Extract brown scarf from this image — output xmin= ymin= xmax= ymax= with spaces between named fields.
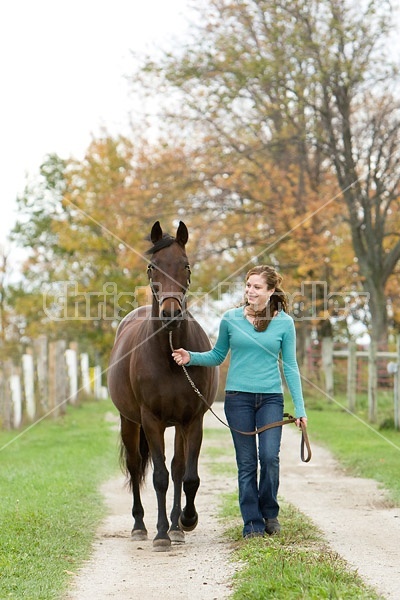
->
xmin=244 ymin=305 xmax=270 ymax=332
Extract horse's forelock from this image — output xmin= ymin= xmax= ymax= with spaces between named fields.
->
xmin=145 ymin=234 xmax=176 ymax=256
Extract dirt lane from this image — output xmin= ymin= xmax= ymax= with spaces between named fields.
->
xmin=65 ymin=409 xmax=237 ymax=600
xmin=65 ymin=404 xmax=400 ymax=600
xmin=280 ymin=426 xmax=400 ymax=600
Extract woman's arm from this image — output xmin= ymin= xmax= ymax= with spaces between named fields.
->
xmin=281 ymin=318 xmax=307 ymax=420
xmin=172 ymin=315 xmax=230 ymax=367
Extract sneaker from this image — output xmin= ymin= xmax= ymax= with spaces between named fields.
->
xmin=265 ymin=518 xmax=281 ymax=535
xmin=244 ymin=531 xmax=264 ymax=539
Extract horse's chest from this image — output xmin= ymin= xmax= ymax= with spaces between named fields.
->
xmin=132 ymin=357 xmax=181 ymax=395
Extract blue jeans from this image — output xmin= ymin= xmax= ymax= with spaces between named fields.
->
xmin=224 ymin=391 xmax=284 ymax=537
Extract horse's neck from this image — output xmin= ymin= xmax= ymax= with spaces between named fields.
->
xmin=145 ymin=313 xmax=190 ymax=344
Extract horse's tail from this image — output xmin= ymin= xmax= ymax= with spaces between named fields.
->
xmin=119 ymin=424 xmax=151 ymax=490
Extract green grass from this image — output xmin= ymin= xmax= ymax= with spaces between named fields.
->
xmin=202 ymin=394 xmax=399 ymax=600
xmin=219 ymin=498 xmax=382 ymax=599
xmin=1 ymin=390 xmax=398 ymax=599
xmin=305 ymin=391 xmax=400 ymax=504
xmin=0 ymin=399 xmax=120 ymax=599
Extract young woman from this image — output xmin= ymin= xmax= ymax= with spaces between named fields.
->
xmin=172 ymin=265 xmax=307 ymax=539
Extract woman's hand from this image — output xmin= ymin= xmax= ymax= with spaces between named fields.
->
xmin=172 ymin=348 xmax=190 ymax=366
xmin=296 ymin=416 xmax=308 ymax=428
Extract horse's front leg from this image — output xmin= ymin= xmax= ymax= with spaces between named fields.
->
xmin=168 ymin=427 xmax=185 ymax=543
xmin=179 ymin=417 xmax=204 ymax=532
xmin=142 ymin=414 xmax=171 ymax=551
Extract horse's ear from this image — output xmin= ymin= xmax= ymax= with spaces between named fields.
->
xmin=176 ymin=221 xmax=188 ymax=247
xmin=150 ymin=221 xmax=163 ymax=244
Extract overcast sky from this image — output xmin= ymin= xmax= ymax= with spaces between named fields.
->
xmin=0 ymin=0 xmax=191 ymax=246
xmin=1 ymin=1 xmax=399 ymax=251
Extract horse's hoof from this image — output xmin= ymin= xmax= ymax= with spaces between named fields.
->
xmin=179 ymin=512 xmax=198 ymax=532
xmin=131 ymin=529 xmax=148 ymax=541
xmin=153 ymin=537 xmax=171 ymax=552
xmin=169 ymin=529 xmax=185 ymax=543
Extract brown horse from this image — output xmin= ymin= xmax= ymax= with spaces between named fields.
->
xmin=107 ymin=221 xmax=218 ymax=551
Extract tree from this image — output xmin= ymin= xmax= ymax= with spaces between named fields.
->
xmin=282 ymin=0 xmax=400 ymax=347
xmin=131 ymin=0 xmax=400 ymax=348
xmin=11 ymin=138 xmax=147 ymax=365
xmin=0 ymin=247 xmax=17 ymax=358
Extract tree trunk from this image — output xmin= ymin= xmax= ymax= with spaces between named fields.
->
xmin=362 ymin=278 xmax=387 ymax=422
xmin=364 ymin=280 xmax=388 ymax=347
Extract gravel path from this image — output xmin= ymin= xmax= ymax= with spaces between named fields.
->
xmin=280 ymin=425 xmax=400 ymax=599
xmin=65 ymin=404 xmax=400 ymax=600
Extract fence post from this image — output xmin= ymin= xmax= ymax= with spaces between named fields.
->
xmin=1 ymin=360 xmax=13 ymax=429
xmin=394 ymin=336 xmax=400 ymax=430
xmin=321 ymin=337 xmax=333 ymax=398
xmin=65 ymin=347 xmax=79 ymax=405
xmin=10 ymin=372 xmax=22 ymax=429
xmin=22 ymin=352 xmax=36 ymax=421
xmin=347 ymin=341 xmax=357 ymax=412
xmin=34 ymin=335 xmax=48 ymax=414
xmin=368 ymin=339 xmax=377 ymax=422
xmin=0 ymin=366 xmax=5 ymax=428
xmin=80 ymin=353 xmax=91 ymax=396
xmin=48 ymin=340 xmax=67 ymax=418
xmin=0 ymin=367 xmax=4 ymax=427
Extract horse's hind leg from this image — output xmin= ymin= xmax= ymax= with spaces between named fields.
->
xmin=169 ymin=427 xmax=185 ymax=543
xmin=120 ymin=416 xmax=148 ymax=540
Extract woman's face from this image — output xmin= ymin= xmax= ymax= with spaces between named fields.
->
xmin=245 ymin=274 xmax=274 ymax=310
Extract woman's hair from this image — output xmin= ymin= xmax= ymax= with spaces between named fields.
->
xmin=243 ymin=265 xmax=288 ymax=332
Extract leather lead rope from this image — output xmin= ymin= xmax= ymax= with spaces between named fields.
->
xmin=169 ymin=332 xmax=312 ymax=463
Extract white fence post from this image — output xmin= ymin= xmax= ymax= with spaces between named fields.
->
xmin=22 ymin=353 xmax=36 ymax=421
xmin=80 ymin=353 xmax=91 ymax=395
xmin=10 ymin=374 xmax=22 ymax=429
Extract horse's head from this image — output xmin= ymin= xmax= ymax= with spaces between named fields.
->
xmin=146 ymin=221 xmax=191 ymax=331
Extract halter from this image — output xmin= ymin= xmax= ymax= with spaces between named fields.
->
xmin=147 ymin=263 xmax=191 ymax=310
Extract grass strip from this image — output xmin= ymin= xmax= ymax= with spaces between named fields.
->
xmin=0 ymin=399 xmax=120 ymax=599
xmin=203 ymin=423 xmax=386 ymax=600
xmin=306 ymin=402 xmax=400 ymax=505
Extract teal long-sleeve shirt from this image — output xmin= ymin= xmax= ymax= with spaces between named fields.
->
xmin=187 ymin=307 xmax=306 ymax=418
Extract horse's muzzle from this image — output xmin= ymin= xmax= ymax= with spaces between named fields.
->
xmin=159 ymin=297 xmax=184 ymax=330
xmin=161 ymin=309 xmax=183 ymax=330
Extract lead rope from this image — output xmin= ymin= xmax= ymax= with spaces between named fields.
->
xmin=168 ymin=331 xmax=312 ymax=462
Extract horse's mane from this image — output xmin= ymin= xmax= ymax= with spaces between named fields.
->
xmin=145 ymin=234 xmax=176 ymax=256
